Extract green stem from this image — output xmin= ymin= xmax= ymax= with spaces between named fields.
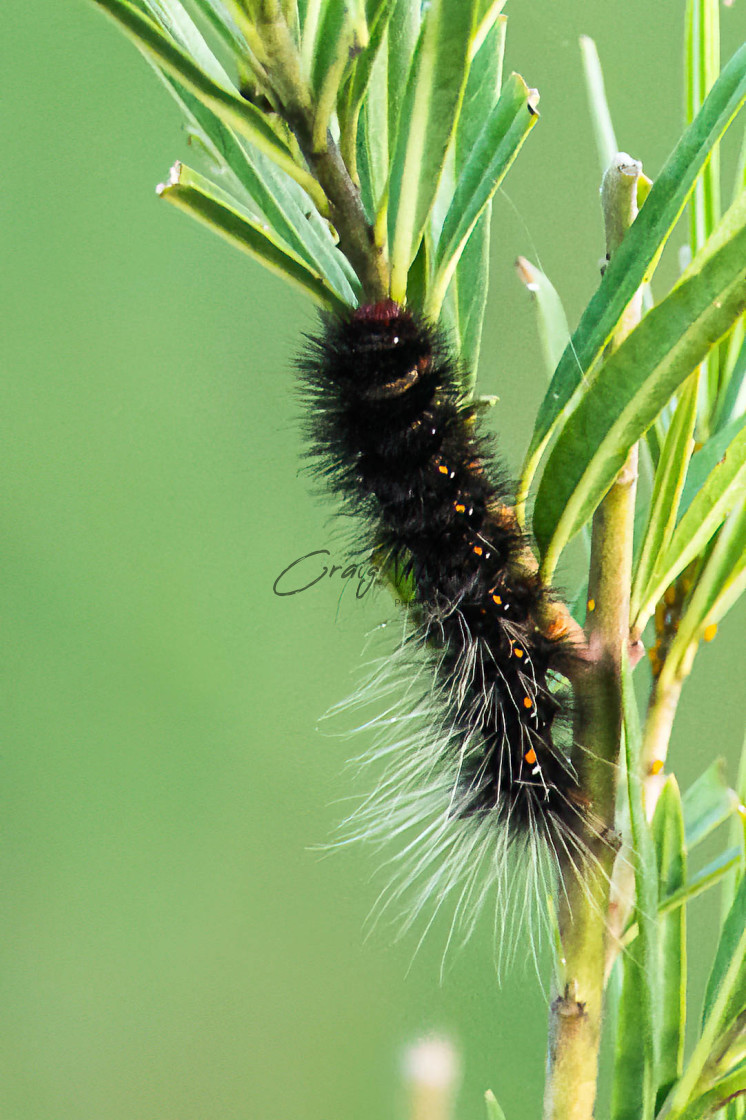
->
xmin=250 ymin=0 xmax=389 ymax=301
xmin=543 ymin=155 xmax=644 ymax=1120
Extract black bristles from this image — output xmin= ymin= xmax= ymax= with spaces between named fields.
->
xmin=298 ymin=300 xmax=582 ymax=845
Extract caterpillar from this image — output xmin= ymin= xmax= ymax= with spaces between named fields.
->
xmin=299 ymin=300 xmax=593 ymax=954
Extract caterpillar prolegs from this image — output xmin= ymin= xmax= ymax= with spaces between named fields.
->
xmin=299 ymin=300 xmax=594 ymax=952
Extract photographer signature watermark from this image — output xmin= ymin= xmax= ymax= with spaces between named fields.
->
xmin=273 ymin=549 xmax=378 ymax=600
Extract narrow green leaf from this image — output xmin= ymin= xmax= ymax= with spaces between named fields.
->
xmin=157 ymin=162 xmax=347 ymax=310
xmin=357 ymin=19 xmax=391 ymax=219
xmin=660 ymin=848 xmax=742 ymax=918
xmin=579 ymin=35 xmax=618 ymax=176
xmin=735 ymin=119 xmax=746 ymax=191
xmin=386 ymin=0 xmax=420 ymax=162
xmin=456 ymin=13 xmax=505 ymax=168
xmin=703 ymin=874 xmax=746 ymax=1037
xmin=309 ymin=1 xmax=360 ymax=148
xmin=714 ymin=330 xmax=746 ymax=432
xmin=722 ymin=729 xmax=746 ymax=922
xmin=534 ymin=220 xmax=746 ymax=576
xmin=404 ymin=231 xmax=430 ymax=315
xmin=440 ymin=14 xmax=505 ymax=383
xmin=387 ymin=0 xmax=480 ymax=300
xmin=519 ymin=43 xmax=746 ymax=511
xmin=683 ymin=761 xmax=737 ymax=850
xmin=188 ymin=0 xmax=248 ymax=56
xmin=676 ymin=1061 xmax=746 ymax=1120
xmin=630 ymin=374 xmax=698 ymax=630
xmin=157 ymin=73 xmax=360 ymax=302
xmin=681 ymin=186 xmax=746 ymax=285
xmin=282 ymin=0 xmax=300 ymax=44
xmin=642 ymin=425 xmax=746 ymax=631
xmin=485 ymin=1089 xmax=508 ymax=1120
xmin=622 ymin=848 xmax=742 ymax=949
xmin=661 ymin=496 xmax=746 ymax=684
xmin=515 ymin=257 xmax=571 ymax=381
xmin=428 ymin=74 xmax=538 ymax=317
xmin=452 ymin=210 xmax=491 ymax=392
xmin=612 ymin=660 xmax=660 ymax=1120
xmin=309 ymin=1 xmax=355 ymax=96
xmin=471 ymin=1 xmax=505 ymax=58
xmin=688 ymin=0 xmax=723 ymax=435
xmin=135 ymin=0 xmax=235 ymax=81
xmin=659 ymin=877 xmax=746 ymax=1118
xmin=652 ymin=777 xmax=687 ymax=1107
xmin=338 ymin=0 xmax=396 ymax=178
xmin=681 ymin=414 xmax=746 ymax=517
xmin=92 ymin=0 xmax=328 ymax=212
xmin=686 ymin=0 xmax=722 ymax=251
xmin=299 ymin=0 xmax=322 ymax=69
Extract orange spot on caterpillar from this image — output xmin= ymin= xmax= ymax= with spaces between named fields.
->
xmin=492 ymin=593 xmax=502 ymax=605
xmin=545 ymin=616 xmax=571 ymax=641
xmin=455 ymin=503 xmax=466 ymax=513
xmin=513 ymin=647 xmax=524 ymax=658
xmin=524 ymin=747 xmax=537 ymax=765
xmin=650 ymin=759 xmax=664 ymax=776
xmin=438 ymin=464 xmax=449 ymax=476
xmin=473 ymin=545 xmax=484 ymax=557
xmin=587 ymin=598 xmax=596 ymax=613
xmin=523 ymin=696 xmax=533 ymax=709
xmin=703 ymin=623 xmax=718 ymax=642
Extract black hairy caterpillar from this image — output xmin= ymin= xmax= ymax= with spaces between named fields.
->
xmin=299 ymin=300 xmax=593 ymax=951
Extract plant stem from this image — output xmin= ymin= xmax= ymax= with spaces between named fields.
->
xmin=249 ymin=0 xmax=389 ymax=300
xmin=543 ymin=155 xmax=644 ymax=1120
xmin=641 ymin=675 xmax=684 ymax=814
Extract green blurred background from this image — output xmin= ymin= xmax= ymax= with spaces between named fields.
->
xmin=4 ymin=3 xmax=745 ymax=1118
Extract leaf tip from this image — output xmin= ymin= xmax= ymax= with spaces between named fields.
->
xmin=515 ymin=255 xmax=539 ymax=291
xmin=156 ymin=161 xmax=182 ymax=197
